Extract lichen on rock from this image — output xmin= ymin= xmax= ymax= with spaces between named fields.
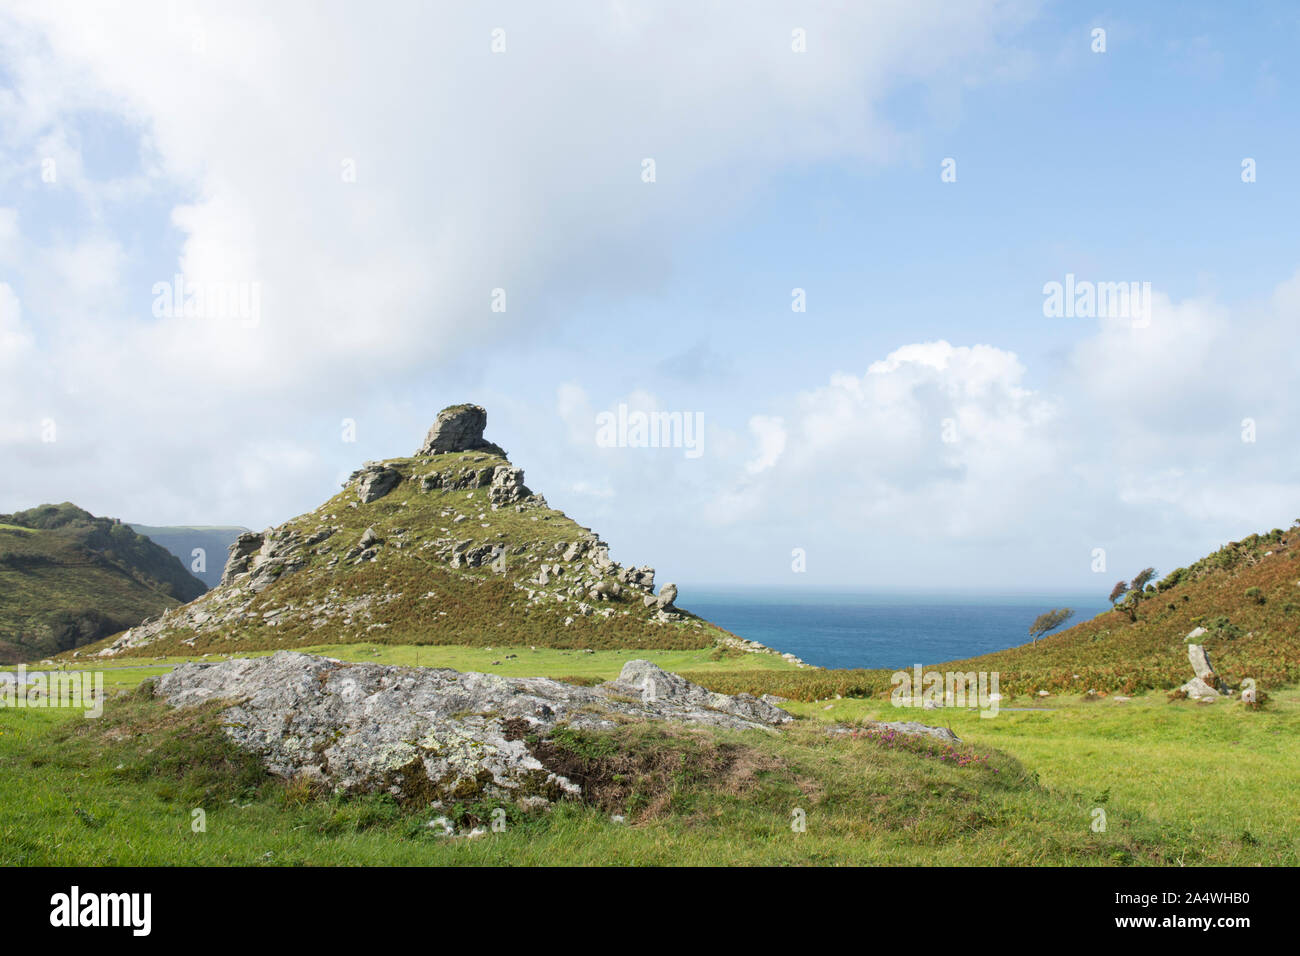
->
xmin=151 ymin=652 xmax=792 ymax=807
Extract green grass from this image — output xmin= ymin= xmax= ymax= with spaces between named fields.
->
xmin=2 ymin=653 xmax=1294 ymax=865
xmin=11 ymin=518 xmax=1300 ymax=864
xmin=1 ymin=507 xmax=207 ymax=663
xmin=782 ymin=686 xmax=1300 ymax=864
xmin=0 ymin=694 xmax=1190 ymax=866
xmin=21 ymin=641 xmax=800 ymax=694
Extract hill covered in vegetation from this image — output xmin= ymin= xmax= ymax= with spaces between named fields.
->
xmin=678 ymin=525 xmax=1300 ymax=702
xmin=0 ymin=503 xmax=208 ymax=663
xmin=85 ymin=406 xmax=779 ymax=662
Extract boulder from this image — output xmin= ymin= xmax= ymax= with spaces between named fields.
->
xmin=827 ymin=720 xmax=960 ymax=744
xmin=151 ymin=653 xmax=792 ymax=805
xmin=871 ymin=720 xmax=961 ymax=743
xmin=657 ymin=582 xmax=678 ymax=608
xmin=1187 ymin=643 xmax=1215 ymax=680
xmin=1180 ymin=676 xmax=1220 ymax=700
xmin=417 ymin=404 xmax=507 ymax=457
xmin=352 ymin=464 xmax=401 ymax=504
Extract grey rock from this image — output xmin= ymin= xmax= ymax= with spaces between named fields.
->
xmin=489 ymin=465 xmax=530 ymax=506
xmin=152 ymin=654 xmax=791 ymax=805
xmin=589 ymin=579 xmax=621 ymax=601
xmin=1180 ymin=676 xmax=1220 ymax=700
xmin=1187 ymin=643 xmax=1215 ymax=680
xmin=657 ymin=582 xmax=678 ymax=608
xmin=417 ymin=404 xmax=506 ymax=457
xmin=875 ymin=720 xmax=961 ymax=743
xmin=221 ymin=531 xmax=265 ymax=586
xmin=830 ymin=720 xmax=961 ymax=744
xmin=352 ymin=464 xmax=402 ymax=504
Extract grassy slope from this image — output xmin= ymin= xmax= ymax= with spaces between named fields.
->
xmin=0 ymin=506 xmax=209 ymax=663
xmin=3 ymin=653 xmax=1294 ymax=865
xmin=675 ymin=527 xmax=1300 ymax=702
xmin=0 ymin=689 xmax=1186 ymax=866
xmin=7 ymin=510 xmax=1295 ymax=864
xmin=787 ymin=689 xmax=1300 ymax=865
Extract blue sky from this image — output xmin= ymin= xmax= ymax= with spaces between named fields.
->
xmin=2 ymin=1 xmax=1298 ymax=595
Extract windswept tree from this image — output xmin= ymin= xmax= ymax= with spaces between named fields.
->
xmin=1029 ymin=608 xmax=1075 ymax=645
xmin=1130 ymin=567 xmax=1158 ymax=593
xmin=1108 ymin=580 xmax=1129 ymax=606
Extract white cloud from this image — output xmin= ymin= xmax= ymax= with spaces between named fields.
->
xmin=6 ymin=3 xmax=1294 ymax=591
xmin=745 ymin=415 xmax=786 ymax=473
xmin=0 ymin=0 xmax=1035 ymax=527
xmin=0 ymin=282 xmax=32 ymax=361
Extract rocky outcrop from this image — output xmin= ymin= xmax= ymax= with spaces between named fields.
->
xmin=151 ymin=653 xmax=791 ymax=805
xmin=87 ymin=404 xmax=796 ymax=665
xmin=220 ymin=531 xmax=265 ymax=586
xmin=488 ymin=465 xmax=530 ymax=506
xmin=350 ymin=464 xmax=401 ymax=504
xmin=828 ymin=720 xmax=961 ymax=744
xmin=417 ymin=404 xmax=506 ymax=457
xmin=1179 ymin=630 xmax=1226 ymax=700
xmin=1187 ymin=641 xmax=1215 ymax=680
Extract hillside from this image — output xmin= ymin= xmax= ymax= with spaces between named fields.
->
xmin=86 ymin=405 xmax=779 ymax=662
xmin=677 ymin=525 xmax=1300 ymax=702
xmin=128 ymin=524 xmax=250 ymax=588
xmin=0 ymin=503 xmax=208 ymax=663
xmin=947 ymin=528 xmax=1300 ymax=695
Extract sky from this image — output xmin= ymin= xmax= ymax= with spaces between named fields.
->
xmin=1 ymin=1 xmax=1298 ymax=594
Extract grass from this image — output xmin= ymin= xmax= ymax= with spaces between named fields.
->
xmin=0 ymin=692 xmax=1191 ymax=866
xmin=18 ymin=641 xmax=799 ymax=695
xmin=8 ymin=514 xmax=1298 ymax=864
xmin=783 ymin=685 xmax=1300 ymax=864
xmin=2 ymin=651 xmax=1295 ymax=865
xmin=941 ymin=530 xmax=1300 ymax=697
xmin=0 ymin=506 xmax=206 ymax=663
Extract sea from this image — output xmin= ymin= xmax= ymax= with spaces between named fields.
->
xmin=686 ymin=589 xmax=1110 ymax=670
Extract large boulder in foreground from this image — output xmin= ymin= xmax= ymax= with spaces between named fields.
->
xmin=152 ymin=652 xmax=790 ymax=805
xmin=417 ymin=404 xmax=506 ymax=457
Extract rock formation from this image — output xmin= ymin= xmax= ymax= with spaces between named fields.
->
xmin=416 ymin=404 xmax=506 ymax=457
xmin=351 ymin=464 xmax=402 ymax=503
xmin=152 ymin=652 xmax=791 ymax=804
xmin=1179 ymin=628 xmax=1227 ymax=700
xmin=90 ymin=403 xmax=803 ymax=667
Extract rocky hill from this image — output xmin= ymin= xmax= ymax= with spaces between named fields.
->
xmin=0 ymin=503 xmax=208 ymax=663
xmin=89 ymin=405 xmax=786 ymax=662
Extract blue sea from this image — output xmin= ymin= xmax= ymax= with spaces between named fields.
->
xmin=687 ymin=589 xmax=1109 ymax=670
